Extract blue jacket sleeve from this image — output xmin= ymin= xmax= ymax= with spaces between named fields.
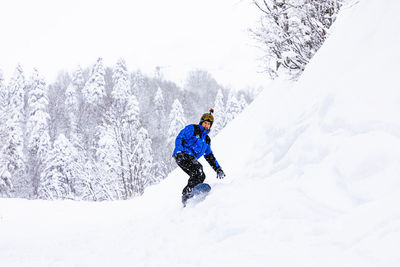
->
xmin=173 ymin=125 xmax=194 ymax=155
xmin=204 ymin=140 xmax=220 ymax=170
xmin=204 ymin=141 xmax=213 ymax=157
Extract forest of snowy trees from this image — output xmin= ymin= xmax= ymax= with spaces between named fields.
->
xmin=0 ymin=60 xmax=252 ymax=200
xmin=0 ymin=0 xmax=344 ymax=200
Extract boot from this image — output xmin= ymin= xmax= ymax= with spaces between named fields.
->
xmin=182 ymin=187 xmax=193 ymax=207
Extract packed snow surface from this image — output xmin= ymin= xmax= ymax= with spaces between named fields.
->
xmin=1 ymin=0 xmax=400 ymax=266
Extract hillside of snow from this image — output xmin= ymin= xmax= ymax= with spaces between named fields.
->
xmin=1 ymin=0 xmax=400 ymax=266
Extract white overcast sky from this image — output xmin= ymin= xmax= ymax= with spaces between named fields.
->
xmin=0 ymin=0 xmax=267 ymax=90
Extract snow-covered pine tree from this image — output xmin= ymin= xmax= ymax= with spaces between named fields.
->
xmin=81 ymin=58 xmax=106 ymax=154
xmin=130 ymin=70 xmax=146 ymax=100
xmin=107 ymin=59 xmax=137 ymax=199
xmin=0 ymin=166 xmax=12 ymax=197
xmin=224 ymin=90 xmax=241 ymax=126
xmin=123 ymin=95 xmax=158 ymax=196
xmin=0 ymin=70 xmax=13 ymax=197
xmin=153 ymin=87 xmax=165 ymax=138
xmin=3 ymin=65 xmax=27 ymax=197
xmin=117 ymin=94 xmax=142 ymax=198
xmin=82 ymin=58 xmax=106 ymax=107
xmin=167 ymin=99 xmax=186 ymax=145
xmin=0 ymin=69 xmax=7 ymax=145
xmin=72 ymin=65 xmax=85 ymax=93
xmin=0 ymin=68 xmax=6 ymax=109
xmin=210 ymin=89 xmax=226 ymax=137
xmin=26 ymin=69 xmax=51 ymax=197
xmin=38 ymin=134 xmax=80 ymax=199
xmin=166 ymin=99 xmax=187 ymax=169
xmin=97 ymin=59 xmax=156 ymax=199
xmin=111 ymin=58 xmax=130 ymax=104
xmin=65 ymin=82 xmax=79 ymax=139
xmin=95 ymin=58 xmax=134 ymax=199
xmin=68 ymin=66 xmax=85 ymax=144
xmin=150 ymin=87 xmax=168 ymax=175
xmin=96 ymin=124 xmax=123 ymax=200
xmin=130 ymin=127 xmax=154 ymax=196
xmin=63 ymin=68 xmax=90 ymax=200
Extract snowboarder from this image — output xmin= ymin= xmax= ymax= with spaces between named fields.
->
xmin=172 ymin=109 xmax=225 ymax=205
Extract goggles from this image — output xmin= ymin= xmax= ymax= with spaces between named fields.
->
xmin=201 ymin=114 xmax=214 ymax=122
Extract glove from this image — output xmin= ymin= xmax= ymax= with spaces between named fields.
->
xmin=216 ymin=167 xmax=225 ymax=179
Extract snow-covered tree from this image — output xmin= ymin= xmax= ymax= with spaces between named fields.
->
xmin=167 ymin=99 xmax=187 ymax=169
xmin=95 ymin=60 xmax=157 ymax=199
xmin=252 ymin=0 xmax=343 ymax=79
xmin=96 ymin=121 xmax=131 ymax=199
xmin=131 ymin=70 xmax=146 ymax=98
xmin=66 ymin=66 xmax=85 ymax=140
xmin=130 ymin=127 xmax=155 ymax=196
xmin=111 ymin=58 xmax=130 ymax=104
xmin=0 ymin=69 xmax=7 ymax=144
xmin=26 ymin=69 xmax=51 ymax=196
xmin=110 ymin=59 xmax=140 ymax=143
xmin=0 ymin=69 xmax=6 ymax=108
xmin=99 ymin=94 xmax=155 ymax=199
xmin=53 ymin=67 xmax=89 ymax=200
xmin=96 ymin=124 xmax=124 ymax=199
xmin=38 ymin=134 xmax=80 ymax=199
xmin=153 ymin=87 xmax=165 ymax=128
xmin=81 ymin=58 xmax=106 ymax=154
xmin=211 ymin=89 xmax=226 ymax=137
xmin=72 ymin=65 xmax=85 ymax=92
xmin=66 ymin=66 xmax=85 ymax=143
xmin=225 ymin=91 xmax=241 ymax=126
xmin=65 ymin=82 xmax=79 ymax=137
xmin=0 ymin=69 xmax=13 ymax=197
xmin=82 ymin=58 xmax=106 ymax=107
xmin=168 ymin=99 xmax=186 ymax=145
xmin=150 ymin=87 xmax=168 ymax=173
xmin=3 ymin=65 xmax=27 ymax=196
xmin=96 ymin=62 xmax=136 ymax=199
xmin=92 ymin=59 xmax=134 ymax=199
xmin=0 ymin=167 xmax=12 ymax=197
xmin=62 ymin=156 xmax=114 ymax=201
xmin=120 ymin=95 xmax=152 ymax=197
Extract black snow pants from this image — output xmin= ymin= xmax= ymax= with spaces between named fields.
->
xmin=174 ymin=153 xmax=205 ymax=195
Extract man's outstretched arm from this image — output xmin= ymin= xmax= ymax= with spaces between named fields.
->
xmin=204 ymin=145 xmax=225 ymax=179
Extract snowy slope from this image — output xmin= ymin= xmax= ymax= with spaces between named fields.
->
xmin=1 ymin=0 xmax=400 ymax=266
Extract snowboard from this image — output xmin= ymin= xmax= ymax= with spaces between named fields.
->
xmin=184 ymin=183 xmax=211 ymax=206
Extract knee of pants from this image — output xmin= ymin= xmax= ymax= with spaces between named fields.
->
xmin=193 ymin=167 xmax=205 ymax=183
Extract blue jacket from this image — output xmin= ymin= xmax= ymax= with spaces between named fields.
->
xmin=173 ymin=124 xmax=220 ymax=168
